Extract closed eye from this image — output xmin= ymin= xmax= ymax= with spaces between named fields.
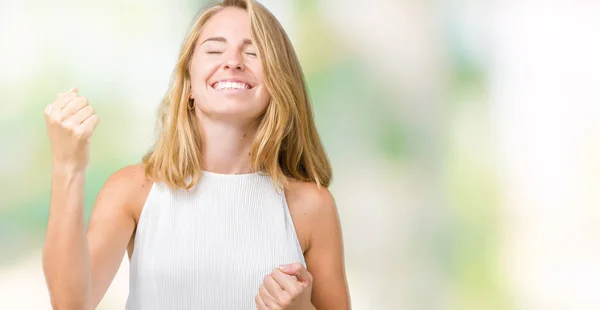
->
xmin=207 ymin=51 xmax=223 ymax=55
xmin=246 ymin=52 xmax=257 ymax=56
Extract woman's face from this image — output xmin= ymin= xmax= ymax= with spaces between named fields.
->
xmin=189 ymin=7 xmax=271 ymax=125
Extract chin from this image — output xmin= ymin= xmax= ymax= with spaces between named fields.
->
xmin=199 ymin=102 xmax=266 ymax=123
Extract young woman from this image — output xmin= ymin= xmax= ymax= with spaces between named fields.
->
xmin=42 ymin=0 xmax=350 ymax=309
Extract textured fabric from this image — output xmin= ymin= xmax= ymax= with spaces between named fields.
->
xmin=125 ymin=171 xmax=306 ymax=310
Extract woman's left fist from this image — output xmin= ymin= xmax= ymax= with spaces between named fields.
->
xmin=255 ymin=262 xmax=314 ymax=310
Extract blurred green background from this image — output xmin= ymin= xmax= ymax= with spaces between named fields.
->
xmin=1 ymin=0 xmax=600 ymax=309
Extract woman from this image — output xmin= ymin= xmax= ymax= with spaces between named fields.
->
xmin=42 ymin=0 xmax=350 ymax=309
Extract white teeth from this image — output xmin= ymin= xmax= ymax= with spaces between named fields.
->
xmin=214 ymin=81 xmax=250 ymax=90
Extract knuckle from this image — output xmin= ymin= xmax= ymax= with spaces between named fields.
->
xmin=49 ymin=109 xmax=61 ymax=121
xmin=60 ymin=119 xmax=73 ymax=129
xmin=263 ymin=274 xmax=270 ymax=283
xmin=70 ymin=127 xmax=81 ymax=138
xmin=73 ymin=127 xmax=86 ymax=139
xmin=81 ymin=106 xmax=93 ymax=116
xmin=90 ymin=115 xmax=99 ymax=127
xmin=50 ymin=115 xmax=61 ymax=124
xmin=288 ymin=287 xmax=299 ymax=296
xmin=59 ymin=111 xmax=70 ymax=121
xmin=77 ymin=96 xmax=86 ymax=105
xmin=276 ymin=293 xmax=290 ymax=304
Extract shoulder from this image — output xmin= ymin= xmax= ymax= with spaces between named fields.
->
xmin=105 ymin=164 xmax=152 ymax=185
xmin=101 ymin=164 xmax=152 ymax=197
xmin=96 ymin=164 xmax=153 ymax=219
xmin=284 ymin=180 xmax=339 ymax=251
xmin=285 ymin=180 xmax=336 ymax=215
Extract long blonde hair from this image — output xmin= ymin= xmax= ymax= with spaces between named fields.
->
xmin=142 ymin=0 xmax=331 ymax=190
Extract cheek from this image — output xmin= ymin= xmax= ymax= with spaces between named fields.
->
xmin=188 ymin=70 xmax=203 ymax=94
xmin=189 ymin=57 xmax=217 ymax=91
xmin=252 ymin=64 xmax=269 ymax=103
xmin=258 ymin=88 xmax=271 ymax=107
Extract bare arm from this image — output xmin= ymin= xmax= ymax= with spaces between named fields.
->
xmin=286 ymin=183 xmax=351 ymax=309
xmin=43 ymin=165 xmax=92 ymax=309
xmin=87 ymin=165 xmax=150 ymax=306
xmin=42 ymin=88 xmax=98 ymax=310
xmin=42 ymin=89 xmax=148 ymax=309
xmin=304 ymin=189 xmax=351 ymax=310
xmin=43 ymin=164 xmax=148 ymax=310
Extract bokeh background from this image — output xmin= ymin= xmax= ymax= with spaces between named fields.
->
xmin=1 ymin=0 xmax=599 ymax=309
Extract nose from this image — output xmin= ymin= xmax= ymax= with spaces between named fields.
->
xmin=223 ymin=51 xmax=245 ymax=71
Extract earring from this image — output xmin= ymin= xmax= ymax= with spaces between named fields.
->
xmin=188 ymin=98 xmax=195 ymax=110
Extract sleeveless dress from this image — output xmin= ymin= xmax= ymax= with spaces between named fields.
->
xmin=125 ymin=171 xmax=306 ymax=309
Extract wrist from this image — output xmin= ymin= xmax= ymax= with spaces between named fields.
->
xmin=52 ymin=157 xmax=87 ymax=174
xmin=52 ymin=163 xmax=87 ymax=183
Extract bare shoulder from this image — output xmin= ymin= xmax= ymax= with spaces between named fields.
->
xmin=94 ymin=164 xmax=153 ymax=220
xmin=284 ymin=180 xmax=338 ymax=253
xmin=103 ymin=164 xmax=152 ymax=189
xmin=285 ymin=180 xmax=336 ymax=214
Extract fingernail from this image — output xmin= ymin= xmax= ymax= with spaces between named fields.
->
xmin=279 ymin=264 xmax=291 ymax=270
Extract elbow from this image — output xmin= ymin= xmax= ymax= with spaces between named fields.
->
xmin=44 ymin=275 xmax=93 ymax=310
xmin=48 ymin=295 xmax=92 ymax=310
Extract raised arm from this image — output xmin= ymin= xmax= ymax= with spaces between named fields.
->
xmin=42 ymin=88 xmax=149 ymax=309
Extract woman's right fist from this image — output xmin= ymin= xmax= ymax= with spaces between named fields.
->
xmin=44 ymin=88 xmax=99 ymax=171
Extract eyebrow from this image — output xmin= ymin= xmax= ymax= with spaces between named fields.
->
xmin=200 ymin=37 xmax=253 ymax=45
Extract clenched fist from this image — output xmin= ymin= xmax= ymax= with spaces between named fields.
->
xmin=44 ymin=88 xmax=99 ymax=171
xmin=255 ymin=263 xmax=315 ymax=310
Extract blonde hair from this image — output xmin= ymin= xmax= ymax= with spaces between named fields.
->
xmin=142 ymin=0 xmax=332 ymax=190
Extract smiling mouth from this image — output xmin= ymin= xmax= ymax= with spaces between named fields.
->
xmin=211 ymin=81 xmax=253 ymax=90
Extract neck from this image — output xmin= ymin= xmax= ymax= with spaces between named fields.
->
xmin=199 ymin=117 xmax=259 ymax=175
